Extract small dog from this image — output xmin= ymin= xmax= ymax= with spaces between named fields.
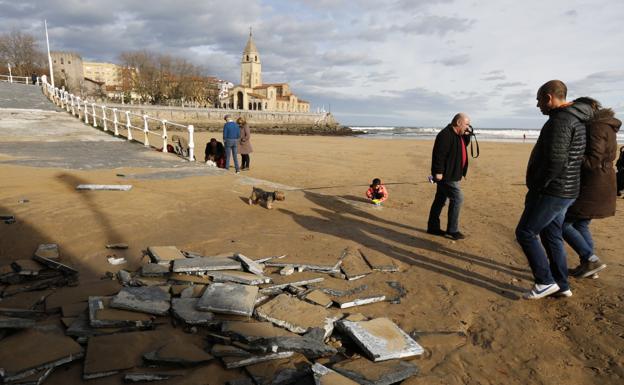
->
xmin=248 ymin=186 xmax=285 ymax=209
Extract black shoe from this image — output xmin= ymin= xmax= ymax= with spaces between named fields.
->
xmin=447 ymin=231 xmax=465 ymax=240
xmin=427 ymin=228 xmax=446 ymax=236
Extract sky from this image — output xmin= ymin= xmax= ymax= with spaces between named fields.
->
xmin=1 ymin=0 xmax=623 ymax=128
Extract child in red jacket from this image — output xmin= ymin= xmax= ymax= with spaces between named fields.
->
xmin=366 ymin=178 xmax=388 ymax=205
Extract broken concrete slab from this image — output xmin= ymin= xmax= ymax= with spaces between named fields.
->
xmin=279 ymin=265 xmax=294 ymax=276
xmin=197 ymin=283 xmax=258 ymax=317
xmin=65 ymin=314 xmax=125 ymax=339
xmin=253 ymin=254 xmax=287 ymax=264
xmin=33 ymin=244 xmax=59 ymax=260
xmin=88 ymin=296 xmax=153 ymax=328
xmin=141 ymin=263 xmax=170 ymax=277
xmin=211 ymin=344 xmax=252 ymax=358
xmin=0 ymin=329 xmax=83 ymax=382
xmin=106 ymin=243 xmax=128 ymax=249
xmin=343 ymin=313 xmax=368 ymax=322
xmin=235 ymin=253 xmax=265 ymax=276
xmin=31 ymin=253 xmax=77 ymax=276
xmin=169 ymin=273 xmax=212 ymax=285
xmin=333 ymin=294 xmax=386 ymax=309
xmin=0 ymin=316 xmax=36 ymax=329
xmin=171 ymin=298 xmax=215 ymax=325
xmin=76 ymin=184 xmax=132 ymax=191
xmin=265 ymin=258 xmax=341 ymax=273
xmin=143 ymin=342 xmax=213 ymax=366
xmin=172 ymin=256 xmax=242 ymax=273
xmin=180 ymin=285 xmax=205 ymax=298
xmin=385 ymin=281 xmax=406 ymax=304
xmin=46 ymin=281 xmax=121 ymax=311
xmin=107 ymin=255 xmax=127 ymax=265
xmin=147 ymin=246 xmax=186 ymax=265
xmin=264 ymin=334 xmax=338 ymax=359
xmin=304 ymin=290 xmax=333 ymax=308
xmin=222 ymin=351 xmax=294 ymax=369
xmin=359 ymin=248 xmax=399 ymax=272
xmin=332 ymin=357 xmax=419 ymax=385
xmin=61 ymin=302 xmax=87 ymax=317
xmin=312 ymin=363 xmax=359 ymax=385
xmin=260 ymin=272 xmax=325 ymax=294
xmin=8 ymin=367 xmax=53 ymax=385
xmin=221 ymin=321 xmax=299 ymax=343
xmin=340 ymin=247 xmax=372 ymax=280
xmin=117 ymin=269 xmax=132 ymax=285
xmin=124 ymin=372 xmax=184 ymax=382
xmin=244 ymin=353 xmax=310 ymax=385
xmin=337 ymin=318 xmax=424 ymax=361
xmin=133 ymin=276 xmax=170 ymax=287
xmin=254 ymin=294 xmax=340 ymax=336
xmin=10 ymin=259 xmax=44 ymax=276
xmin=209 ymin=270 xmax=271 ymax=285
xmin=109 ymin=286 xmax=171 ymax=316
xmin=0 ymin=308 xmax=45 ymax=320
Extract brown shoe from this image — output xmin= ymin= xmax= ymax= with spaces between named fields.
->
xmin=569 ymin=260 xmax=606 ymax=278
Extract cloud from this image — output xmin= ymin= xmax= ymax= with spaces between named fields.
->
xmin=433 ymin=54 xmax=471 ymax=66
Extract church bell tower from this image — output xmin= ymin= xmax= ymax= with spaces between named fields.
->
xmin=241 ymin=28 xmax=262 ymax=88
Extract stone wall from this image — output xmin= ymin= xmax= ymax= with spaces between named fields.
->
xmin=104 ymin=103 xmax=352 ymax=135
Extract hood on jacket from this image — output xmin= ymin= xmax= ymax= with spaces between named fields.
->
xmin=594 ymin=108 xmax=622 ymax=133
xmin=556 ymin=101 xmax=594 ymax=122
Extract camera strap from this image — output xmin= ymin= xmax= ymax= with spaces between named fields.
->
xmin=469 ymin=133 xmax=480 ymax=158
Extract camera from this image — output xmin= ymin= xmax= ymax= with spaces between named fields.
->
xmin=466 ymin=124 xmax=475 ymax=135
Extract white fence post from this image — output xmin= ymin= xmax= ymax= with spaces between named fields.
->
xmin=161 ymin=120 xmax=168 ymax=153
xmin=101 ymin=106 xmax=108 ymax=131
xmin=187 ymin=124 xmax=195 ymax=161
xmin=125 ymin=111 xmax=133 ymax=140
xmin=65 ymin=92 xmax=70 ymax=112
xmin=143 ymin=115 xmax=149 ymax=146
xmin=70 ymin=95 xmax=76 ymax=115
xmin=91 ymin=103 xmax=97 ymax=127
xmin=112 ymin=108 xmax=119 ymax=136
xmin=84 ymin=100 xmax=89 ymax=124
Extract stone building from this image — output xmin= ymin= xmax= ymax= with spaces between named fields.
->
xmin=50 ymin=52 xmax=83 ymax=92
xmin=83 ymin=61 xmax=122 ymax=86
xmin=220 ymin=31 xmax=310 ymax=113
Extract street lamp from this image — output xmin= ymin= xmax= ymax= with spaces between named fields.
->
xmin=7 ymin=63 xmax=12 ymax=83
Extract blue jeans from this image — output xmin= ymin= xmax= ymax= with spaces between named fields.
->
xmin=562 ymin=218 xmax=593 ymax=263
xmin=427 ymin=180 xmax=464 ymax=233
xmin=515 ymin=191 xmax=575 ymax=290
xmin=224 ymin=139 xmax=239 ymax=171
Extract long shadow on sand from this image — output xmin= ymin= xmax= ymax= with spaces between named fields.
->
xmin=279 ymin=190 xmax=532 ymax=300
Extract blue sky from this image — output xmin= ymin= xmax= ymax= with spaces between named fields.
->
xmin=1 ymin=0 xmax=623 ymax=128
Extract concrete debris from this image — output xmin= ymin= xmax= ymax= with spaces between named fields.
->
xmin=168 ymin=273 xmax=211 ymax=285
xmin=260 ymin=273 xmax=325 ymax=294
xmin=244 ymin=353 xmax=310 ymax=385
xmin=65 ymin=313 xmax=126 ymax=339
xmin=33 ymin=244 xmax=60 ymax=260
xmin=279 ymin=265 xmax=294 ymax=276
xmin=221 ymin=321 xmax=299 ymax=343
xmin=211 ymin=344 xmax=252 ymax=358
xmin=303 ymin=290 xmax=333 ymax=308
xmin=106 ymin=243 xmax=128 ymax=249
xmin=286 ymin=285 xmax=306 ymax=295
xmin=337 ymin=318 xmax=424 ymax=361
xmin=253 ymin=254 xmax=287 ymax=264
xmin=172 ymin=256 xmax=242 ymax=273
xmin=180 ymin=285 xmax=205 ymax=298
xmin=61 ymin=302 xmax=88 ymax=317
xmin=265 ymin=334 xmax=337 ymax=359
xmin=254 ymin=294 xmax=339 ymax=336
xmin=31 ymin=253 xmax=77 ymax=276
xmin=0 ymin=308 xmax=45 ymax=320
xmin=0 ymin=329 xmax=84 ymax=382
xmin=310 ymin=283 xmax=368 ymax=298
xmin=343 ymin=313 xmax=368 ymax=322
xmin=141 ymin=263 xmax=170 ymax=277
xmin=170 ymin=298 xmax=215 ymax=325
xmin=124 ymin=372 xmax=183 ymax=382
xmin=209 ymin=270 xmax=271 ymax=285
xmin=109 ymin=286 xmax=171 ymax=315
xmin=0 ymin=316 xmax=36 ymax=329
xmin=265 ymin=259 xmax=341 ymax=273
xmin=88 ymin=296 xmax=153 ymax=328
xmin=235 ymin=253 xmax=265 ymax=275
xmin=334 ymin=294 xmax=386 ymax=309
xmin=107 ymin=255 xmax=127 ymax=265
xmin=332 ymin=357 xmax=419 ymax=385
xmin=45 ymin=281 xmax=121 ymax=311
xmin=75 ymin=184 xmax=132 ymax=191
xmin=117 ymin=269 xmax=132 ymax=285
xmin=196 ymin=283 xmax=258 ymax=317
xmin=7 ymin=367 xmax=53 ymax=385
xmin=222 ymin=351 xmax=294 ymax=369
xmin=311 ymin=363 xmax=359 ymax=385
xmin=386 ymin=281 xmax=407 ymax=304
xmin=143 ymin=342 xmax=213 ymax=366
xmin=10 ymin=259 xmax=44 ymax=276
xmin=147 ymin=246 xmax=187 ymax=265
xmin=359 ymin=248 xmax=399 ymax=272
xmin=340 ymin=247 xmax=372 ymax=280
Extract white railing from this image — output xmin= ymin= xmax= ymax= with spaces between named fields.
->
xmin=0 ymin=74 xmax=37 ymax=85
xmin=39 ymin=75 xmax=195 ymax=161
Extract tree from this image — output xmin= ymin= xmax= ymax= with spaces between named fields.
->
xmin=0 ymin=30 xmax=46 ymax=76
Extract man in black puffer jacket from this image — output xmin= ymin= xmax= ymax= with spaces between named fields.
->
xmin=516 ymin=80 xmax=592 ymax=300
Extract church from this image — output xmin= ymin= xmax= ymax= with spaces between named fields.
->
xmin=219 ymin=31 xmax=310 ymax=113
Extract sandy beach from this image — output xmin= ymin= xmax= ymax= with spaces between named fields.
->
xmin=1 ymin=132 xmax=623 ymax=384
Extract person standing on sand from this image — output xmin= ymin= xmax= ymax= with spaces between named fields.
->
xmin=237 ymin=117 xmax=253 ymax=170
xmin=427 ymin=112 xmax=471 ymax=240
xmin=222 ymin=114 xmax=241 ymax=173
xmin=515 ymin=80 xmax=592 ymax=300
xmin=563 ymin=97 xmax=621 ymax=280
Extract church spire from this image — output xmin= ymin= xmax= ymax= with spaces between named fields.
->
xmin=243 ymin=27 xmax=258 ymax=54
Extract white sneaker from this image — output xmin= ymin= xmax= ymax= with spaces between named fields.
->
xmin=523 ymin=283 xmax=560 ymax=300
xmin=553 ymin=289 xmax=573 ymax=298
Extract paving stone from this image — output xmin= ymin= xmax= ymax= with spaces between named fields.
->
xmin=333 ymin=294 xmax=386 ymax=309
xmin=244 ymin=353 xmax=310 ymax=385
xmin=147 ymin=246 xmax=186 ymax=265
xmin=180 ymin=285 xmax=205 ymax=298
xmin=109 ymin=287 xmax=171 ymax=315
xmin=196 ymin=283 xmax=258 ymax=317
xmin=169 ymin=273 xmax=212 ymax=284
xmin=0 ymin=316 xmax=36 ymax=329
xmin=211 ymin=344 xmax=252 ymax=358
xmin=304 ymin=290 xmax=333 ymax=308
xmin=172 ymin=256 xmax=242 ymax=273
xmin=65 ymin=313 xmax=128 ymax=339
xmin=359 ymin=248 xmax=399 ymax=272
xmin=134 ymin=276 xmax=170 ymax=287
xmin=171 ymin=298 xmax=215 ymax=325
xmin=337 ymin=318 xmax=424 ymax=361
xmin=209 ymin=271 xmax=270 ymax=285
xmin=340 ymin=247 xmax=372 ymax=280
xmin=332 ymin=357 xmax=419 ymax=385
xmin=143 ymin=341 xmax=213 ymax=366
xmin=236 ymin=253 xmax=265 ymax=275
xmin=45 ymin=281 xmax=121 ymax=311
xmin=31 ymin=253 xmax=77 ymax=275
xmin=265 ymin=334 xmax=338 ymax=359
xmin=10 ymin=259 xmax=44 ymax=276
xmin=33 ymin=244 xmax=59 ymax=260
xmin=254 ymin=294 xmax=340 ymax=336
xmin=221 ymin=321 xmax=299 ymax=343
xmin=88 ymin=296 xmax=153 ymax=328
xmin=222 ymin=351 xmax=294 ymax=369
xmin=312 ymin=363 xmax=359 ymax=385
xmin=141 ymin=263 xmax=171 ymax=277
xmin=0 ymin=329 xmax=84 ymax=382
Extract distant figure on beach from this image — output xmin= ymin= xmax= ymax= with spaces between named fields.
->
xmin=515 ymin=80 xmax=591 ymax=300
xmin=31 ymin=73 xmax=37 ymax=85
xmin=427 ymin=113 xmax=471 ymax=240
xmin=563 ymin=97 xmax=621 ymax=279
xmin=616 ymin=146 xmax=624 ymax=195
xmin=237 ymin=117 xmax=253 ymax=170
xmin=523 ymin=133 xmax=526 ymax=142
xmin=366 ymin=178 xmax=388 ymax=205
xmin=205 ymin=138 xmax=225 ymax=168
xmin=222 ymin=114 xmax=241 ymax=173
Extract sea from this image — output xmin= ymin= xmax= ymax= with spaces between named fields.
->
xmin=349 ymin=126 xmax=624 ymax=143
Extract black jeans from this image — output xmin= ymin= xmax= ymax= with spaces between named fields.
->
xmin=241 ymin=154 xmax=250 ymax=169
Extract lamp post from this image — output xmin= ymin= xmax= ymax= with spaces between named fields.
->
xmin=45 ymin=19 xmax=54 ymax=87
xmin=7 ymin=63 xmax=12 ymax=83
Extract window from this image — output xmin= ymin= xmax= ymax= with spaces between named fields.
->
xmin=60 ymin=58 xmax=64 ymax=64
xmin=68 ymin=60 xmax=71 ymax=64
xmin=246 ymin=55 xmax=249 ymax=61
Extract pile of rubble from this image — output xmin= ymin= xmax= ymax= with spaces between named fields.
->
xmin=0 ymin=244 xmax=425 ymax=385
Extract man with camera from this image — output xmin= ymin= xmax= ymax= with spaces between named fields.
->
xmin=515 ymin=80 xmax=592 ymax=299
xmin=427 ymin=112 xmax=472 ymax=240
